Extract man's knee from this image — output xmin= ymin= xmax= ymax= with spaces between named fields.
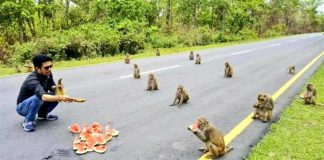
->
xmin=16 ymin=95 xmax=42 ymax=116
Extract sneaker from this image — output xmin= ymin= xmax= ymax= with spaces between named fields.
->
xmin=37 ymin=114 xmax=58 ymax=121
xmin=23 ymin=121 xmax=35 ymax=132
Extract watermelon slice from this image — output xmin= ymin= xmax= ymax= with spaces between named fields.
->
xmin=95 ymin=134 xmax=106 ymax=145
xmin=105 ymin=134 xmax=112 ymax=142
xmin=76 ymin=147 xmax=87 ymax=155
xmin=68 ymin=123 xmax=81 ymax=134
xmin=104 ymin=126 xmax=112 ymax=135
xmin=80 ymin=132 xmax=91 ymax=141
xmin=94 ymin=144 xmax=107 ymax=154
xmin=73 ymin=136 xmax=81 ymax=144
xmin=72 ymin=143 xmax=78 ymax=151
xmin=111 ymin=129 xmax=119 ymax=137
xmin=75 ymin=142 xmax=87 ymax=154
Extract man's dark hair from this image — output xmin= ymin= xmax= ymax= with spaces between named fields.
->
xmin=32 ymin=54 xmax=53 ymax=68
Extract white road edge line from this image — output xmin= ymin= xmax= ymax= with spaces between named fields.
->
xmin=229 ymin=49 xmax=254 ymax=56
xmin=119 ymin=65 xmax=181 ymax=79
xmin=269 ymin=43 xmax=281 ymax=47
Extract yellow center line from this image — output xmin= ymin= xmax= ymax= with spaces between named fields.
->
xmin=199 ymin=51 xmax=324 ymax=160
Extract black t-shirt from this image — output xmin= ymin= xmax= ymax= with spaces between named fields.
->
xmin=17 ymin=71 xmax=56 ymax=104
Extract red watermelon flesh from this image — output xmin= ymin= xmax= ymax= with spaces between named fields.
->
xmin=94 ymin=144 xmax=107 ymax=153
xmin=68 ymin=123 xmax=81 ymax=134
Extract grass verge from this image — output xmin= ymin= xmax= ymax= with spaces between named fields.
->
xmin=248 ymin=64 xmax=324 ymax=160
xmin=0 ymin=36 xmax=283 ymax=77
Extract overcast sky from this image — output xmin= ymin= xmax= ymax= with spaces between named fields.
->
xmin=318 ymin=4 xmax=324 ymax=13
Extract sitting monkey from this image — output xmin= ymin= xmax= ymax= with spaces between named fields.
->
xmin=252 ymin=94 xmax=274 ymax=122
xmin=24 ymin=60 xmax=33 ymax=72
xmin=190 ymin=117 xmax=233 ymax=159
xmin=288 ymin=65 xmax=295 ymax=74
xmin=146 ymin=73 xmax=159 ymax=91
xmin=300 ymin=83 xmax=317 ymax=105
xmin=124 ymin=54 xmax=130 ymax=64
xmin=133 ymin=64 xmax=140 ymax=79
xmin=169 ymin=85 xmax=189 ymax=107
xmin=189 ymin=51 xmax=194 ymax=60
xmin=224 ymin=62 xmax=233 ymax=78
xmin=252 ymin=94 xmax=264 ymax=120
xmin=156 ymin=48 xmax=160 ymax=56
xmin=195 ymin=54 xmax=201 ymax=64
xmin=54 ymin=78 xmax=65 ymax=95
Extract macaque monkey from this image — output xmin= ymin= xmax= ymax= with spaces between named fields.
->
xmin=300 ymin=83 xmax=317 ymax=105
xmin=156 ymin=48 xmax=160 ymax=56
xmin=133 ymin=64 xmax=140 ymax=79
xmin=55 ymin=78 xmax=65 ymax=95
xmin=195 ymin=54 xmax=201 ymax=64
xmin=224 ymin=62 xmax=233 ymax=78
xmin=252 ymin=94 xmax=264 ymax=120
xmin=146 ymin=73 xmax=159 ymax=91
xmin=15 ymin=65 xmax=22 ymax=73
xmin=252 ymin=94 xmax=274 ymax=122
xmin=288 ymin=66 xmax=295 ymax=74
xmin=169 ymin=85 xmax=189 ymax=106
xmin=124 ymin=54 xmax=130 ymax=64
xmin=189 ymin=117 xmax=233 ymax=158
xmin=24 ymin=60 xmax=33 ymax=72
xmin=189 ymin=51 xmax=194 ymax=60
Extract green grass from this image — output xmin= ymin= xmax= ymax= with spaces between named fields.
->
xmin=248 ymin=64 xmax=324 ymax=160
xmin=0 ymin=36 xmax=283 ymax=77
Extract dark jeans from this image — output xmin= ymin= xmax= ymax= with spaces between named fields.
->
xmin=16 ymin=95 xmax=58 ymax=122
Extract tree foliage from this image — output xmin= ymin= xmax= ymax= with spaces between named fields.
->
xmin=0 ymin=0 xmax=323 ymax=64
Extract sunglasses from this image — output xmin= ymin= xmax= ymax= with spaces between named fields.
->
xmin=42 ymin=65 xmax=53 ymax=70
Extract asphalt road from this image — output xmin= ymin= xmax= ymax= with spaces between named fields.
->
xmin=0 ymin=33 xmax=323 ymax=160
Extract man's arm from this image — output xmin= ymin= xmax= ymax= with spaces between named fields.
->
xmin=42 ymin=94 xmax=73 ymax=102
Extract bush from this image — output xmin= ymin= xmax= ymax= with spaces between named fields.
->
xmin=34 ymin=36 xmax=69 ymax=61
xmin=197 ymin=26 xmax=213 ymax=45
xmin=213 ymin=31 xmax=230 ymax=43
xmin=12 ymin=42 xmax=37 ymax=63
xmin=0 ymin=44 xmax=12 ymax=64
xmin=264 ymin=24 xmax=286 ymax=37
xmin=116 ymin=19 xmax=146 ymax=54
xmin=239 ymin=28 xmax=258 ymax=40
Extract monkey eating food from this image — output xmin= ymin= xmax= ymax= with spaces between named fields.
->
xmin=188 ymin=117 xmax=233 ymax=158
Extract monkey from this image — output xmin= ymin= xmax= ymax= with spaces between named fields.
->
xmin=156 ymin=48 xmax=160 ymax=56
xmin=54 ymin=78 xmax=65 ymax=95
xmin=224 ymin=62 xmax=233 ymax=78
xmin=133 ymin=64 xmax=140 ymax=79
xmin=288 ymin=65 xmax=295 ymax=74
xmin=300 ymin=83 xmax=317 ymax=105
xmin=146 ymin=73 xmax=159 ymax=91
xmin=15 ymin=65 xmax=21 ymax=73
xmin=169 ymin=85 xmax=189 ymax=107
xmin=24 ymin=60 xmax=33 ymax=72
xmin=191 ymin=117 xmax=233 ymax=159
xmin=252 ymin=94 xmax=264 ymax=120
xmin=124 ymin=54 xmax=130 ymax=64
xmin=189 ymin=51 xmax=194 ymax=60
xmin=254 ymin=94 xmax=274 ymax=122
xmin=195 ymin=54 xmax=201 ymax=64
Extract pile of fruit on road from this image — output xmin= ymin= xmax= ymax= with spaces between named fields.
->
xmin=68 ymin=122 xmax=119 ymax=154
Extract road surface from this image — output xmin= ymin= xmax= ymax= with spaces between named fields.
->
xmin=0 ymin=33 xmax=323 ymax=160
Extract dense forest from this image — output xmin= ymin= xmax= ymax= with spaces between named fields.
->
xmin=0 ymin=0 xmax=323 ymax=66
